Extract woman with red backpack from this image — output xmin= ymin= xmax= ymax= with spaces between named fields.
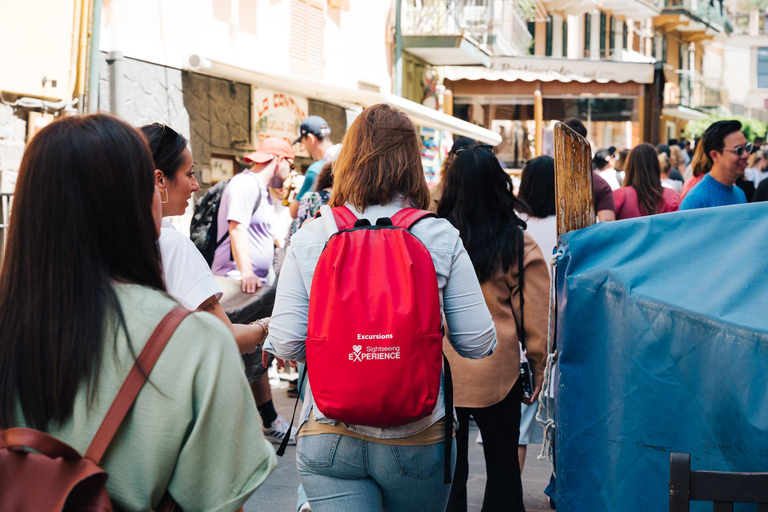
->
xmin=263 ymin=104 xmax=497 ymax=512
xmin=438 ymin=145 xmax=549 ymax=512
xmin=0 ymin=115 xmax=276 ymax=511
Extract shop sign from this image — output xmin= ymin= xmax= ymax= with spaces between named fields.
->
xmin=253 ymin=88 xmax=309 ymax=158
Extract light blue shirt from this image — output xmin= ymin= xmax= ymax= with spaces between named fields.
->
xmin=680 ymin=173 xmax=747 ymax=211
xmin=296 ymin=159 xmax=324 ymax=201
xmin=264 ymin=199 xmax=497 ymax=439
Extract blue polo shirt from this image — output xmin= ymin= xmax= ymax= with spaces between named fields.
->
xmin=679 ymin=174 xmax=747 ymax=211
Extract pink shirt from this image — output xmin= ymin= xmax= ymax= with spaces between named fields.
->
xmin=613 ymin=186 xmax=681 ymax=220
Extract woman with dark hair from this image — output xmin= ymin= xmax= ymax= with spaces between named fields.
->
xmin=0 ymin=115 xmax=276 ymax=511
xmin=141 ymin=123 xmax=267 ymax=352
xmin=141 ymin=123 xmax=297 ymax=447
xmin=439 ymin=146 xmax=549 ymax=512
xmin=518 ymin=156 xmax=557 ymax=257
xmin=264 ymin=104 xmax=496 ymax=512
xmin=593 ymin=148 xmax=620 ymax=190
xmin=613 ymin=143 xmax=680 ymax=220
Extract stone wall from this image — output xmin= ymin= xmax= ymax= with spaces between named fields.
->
xmin=99 ymin=54 xmax=253 ymax=188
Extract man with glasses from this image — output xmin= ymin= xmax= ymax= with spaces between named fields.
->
xmin=212 ymin=137 xmax=295 ymax=293
xmin=680 ymin=120 xmax=749 ymax=211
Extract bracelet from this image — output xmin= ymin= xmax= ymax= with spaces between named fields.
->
xmin=250 ymin=318 xmax=269 ymax=348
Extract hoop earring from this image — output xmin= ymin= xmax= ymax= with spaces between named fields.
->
xmin=160 ymin=188 xmax=169 ymax=204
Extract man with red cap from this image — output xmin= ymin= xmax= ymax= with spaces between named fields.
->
xmin=212 ymin=137 xmax=295 ymax=294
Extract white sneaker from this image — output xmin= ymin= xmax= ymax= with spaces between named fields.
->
xmin=263 ymin=415 xmax=298 ymax=445
xmin=299 ymin=503 xmax=312 ymax=512
xmin=476 ymin=431 xmax=483 ymax=445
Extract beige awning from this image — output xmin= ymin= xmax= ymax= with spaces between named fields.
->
xmin=445 ymin=56 xmax=656 ymax=85
xmin=186 ymin=57 xmax=501 ymax=145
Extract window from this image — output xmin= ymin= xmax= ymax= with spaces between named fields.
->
xmin=546 ymin=16 xmax=553 ymax=57
xmin=609 ymin=17 xmax=615 ymax=56
xmin=527 ymin=21 xmax=536 ymax=55
xmin=290 ymin=0 xmax=324 ymax=68
xmin=758 ymin=48 xmax=768 ymax=88
xmin=585 ymin=13 xmax=591 ymax=53
xmin=599 ymin=12 xmax=606 ymax=57
xmin=563 ymin=20 xmax=568 ymax=57
xmin=623 ymin=22 xmax=628 ymax=50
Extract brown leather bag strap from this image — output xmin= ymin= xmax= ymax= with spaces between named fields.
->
xmin=85 ymin=307 xmax=191 ymax=464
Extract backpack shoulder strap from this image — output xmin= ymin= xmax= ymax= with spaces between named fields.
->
xmin=517 ymin=226 xmax=526 ymax=351
xmin=84 ymin=307 xmax=192 ymax=464
xmin=330 ymin=206 xmax=359 ymax=231
xmin=390 ymin=208 xmax=437 ymax=230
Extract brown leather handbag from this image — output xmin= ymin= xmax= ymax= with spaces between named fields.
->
xmin=0 ymin=307 xmax=191 ymax=512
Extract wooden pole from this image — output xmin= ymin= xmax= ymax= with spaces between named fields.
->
xmin=534 ymin=88 xmax=543 ymax=157
xmin=554 ymin=122 xmax=595 ymax=239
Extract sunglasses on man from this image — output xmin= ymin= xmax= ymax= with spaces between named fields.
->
xmin=722 ymin=142 xmax=753 ymax=157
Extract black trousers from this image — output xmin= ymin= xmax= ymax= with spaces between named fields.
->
xmin=447 ymin=379 xmax=525 ymax=512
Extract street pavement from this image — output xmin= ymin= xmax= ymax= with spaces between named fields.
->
xmin=245 ymin=374 xmax=552 ymax=512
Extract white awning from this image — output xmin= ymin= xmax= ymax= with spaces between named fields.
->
xmin=185 ymin=56 xmax=501 ymax=145
xmin=662 ymin=106 xmax=709 ymax=122
xmin=445 ymin=56 xmax=656 ymax=85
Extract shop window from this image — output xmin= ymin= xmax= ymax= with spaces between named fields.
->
xmin=758 ymin=48 xmax=768 ymax=88
xmin=584 ymin=13 xmax=591 ymax=53
xmin=546 ymin=16 xmax=553 ymax=57
xmin=562 ymin=20 xmax=568 ymax=57
xmin=290 ymin=0 xmax=324 ymax=68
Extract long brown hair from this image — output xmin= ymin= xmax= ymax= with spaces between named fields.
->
xmin=624 ymin=143 xmax=664 ymax=216
xmin=0 ymin=115 xmax=165 ymax=429
xmin=330 ymin=104 xmax=429 ymax=210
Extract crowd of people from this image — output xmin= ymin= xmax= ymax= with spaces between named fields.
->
xmin=0 ymin=106 xmax=761 ymax=512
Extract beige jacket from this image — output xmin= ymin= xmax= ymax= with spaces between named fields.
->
xmin=445 ymin=231 xmax=549 ymax=408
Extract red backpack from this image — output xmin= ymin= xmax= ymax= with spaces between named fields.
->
xmin=277 ymin=206 xmax=453 ymax=483
xmin=0 ymin=307 xmax=190 ymax=512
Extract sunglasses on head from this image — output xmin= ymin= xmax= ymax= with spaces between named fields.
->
xmin=722 ymin=142 xmax=753 ymax=157
xmin=453 ymin=144 xmax=496 ymax=156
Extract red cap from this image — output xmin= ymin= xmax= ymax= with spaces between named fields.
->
xmin=245 ymin=137 xmax=296 ymax=163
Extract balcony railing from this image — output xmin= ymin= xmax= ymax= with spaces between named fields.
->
xmin=673 ymin=70 xmax=725 ymax=110
xmin=664 ymin=0 xmax=731 ymax=32
xmin=403 ymin=0 xmax=533 ymax=56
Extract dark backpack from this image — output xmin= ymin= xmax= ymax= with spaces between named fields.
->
xmin=190 ymin=179 xmax=261 ymax=266
xmin=0 ymin=308 xmax=190 ymax=512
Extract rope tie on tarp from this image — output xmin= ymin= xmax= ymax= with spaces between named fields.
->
xmin=536 ymin=248 xmax=564 ymax=465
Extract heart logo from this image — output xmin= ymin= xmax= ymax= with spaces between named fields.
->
xmin=353 ymin=345 xmax=362 ymax=353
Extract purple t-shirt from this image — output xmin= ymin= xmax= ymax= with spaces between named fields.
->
xmin=211 ymin=171 xmax=274 ymax=278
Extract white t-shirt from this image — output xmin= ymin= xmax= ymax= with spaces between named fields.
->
xmin=745 ymin=167 xmax=768 ymax=187
xmin=521 ymin=214 xmax=557 ymax=277
xmin=595 ymin=168 xmax=621 ymax=191
xmin=159 ymin=219 xmax=222 ymax=310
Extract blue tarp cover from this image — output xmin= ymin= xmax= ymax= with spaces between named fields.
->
xmin=555 ymin=202 xmax=768 ymax=511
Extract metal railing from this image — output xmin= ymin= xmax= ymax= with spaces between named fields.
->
xmin=663 ymin=0 xmax=730 ymax=32
xmin=0 ymin=192 xmax=12 ymax=263
xmin=403 ymin=0 xmax=532 ymax=56
xmin=673 ymin=70 xmax=725 ymax=110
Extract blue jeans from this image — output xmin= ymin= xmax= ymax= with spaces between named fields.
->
xmin=297 ymin=433 xmax=456 ymax=512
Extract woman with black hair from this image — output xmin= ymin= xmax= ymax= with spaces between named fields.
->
xmin=0 ymin=115 xmax=276 ymax=510
xmin=141 ymin=123 xmax=298 ymax=447
xmin=518 ymin=156 xmax=557 ymax=259
xmin=439 ymin=146 xmax=549 ymax=512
